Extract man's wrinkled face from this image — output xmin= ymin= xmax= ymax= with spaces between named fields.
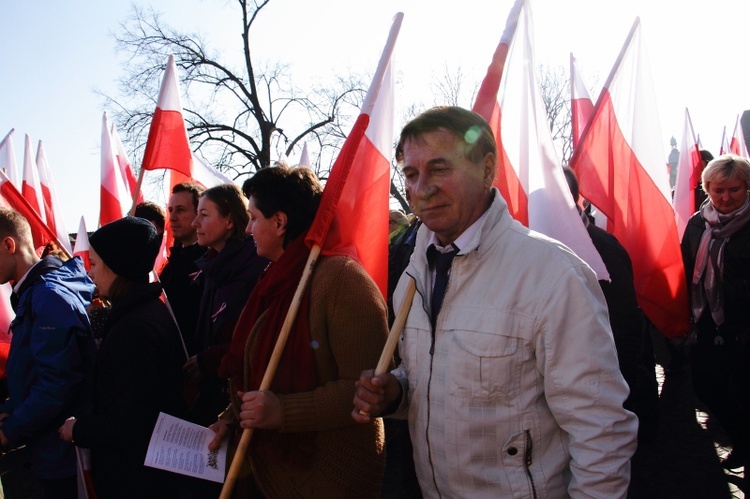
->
xmin=401 ymin=128 xmax=494 ymax=245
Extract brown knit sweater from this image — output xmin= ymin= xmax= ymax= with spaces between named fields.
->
xmin=225 ymin=255 xmax=388 ymax=498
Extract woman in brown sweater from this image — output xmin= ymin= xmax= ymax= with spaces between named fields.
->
xmin=210 ymin=164 xmax=388 ymax=498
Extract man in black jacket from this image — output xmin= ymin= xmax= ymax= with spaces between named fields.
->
xmin=159 ymin=182 xmax=206 ymax=355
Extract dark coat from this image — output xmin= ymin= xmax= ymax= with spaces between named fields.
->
xmin=0 ymin=256 xmax=96 ymax=480
xmin=189 ymin=237 xmax=268 ymax=426
xmin=73 ymin=283 xmax=186 ymax=499
xmin=682 ymin=212 xmax=750 ymax=339
xmin=159 ymin=242 xmax=206 ymax=354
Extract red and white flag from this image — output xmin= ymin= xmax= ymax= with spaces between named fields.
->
xmin=569 ymin=18 xmax=690 ymax=338
xmin=719 ymin=125 xmax=730 ymax=155
xmin=0 ymin=170 xmax=58 ymax=251
xmin=36 ymin=141 xmax=72 ymax=253
xmin=570 ymin=53 xmax=595 ymax=151
xmin=22 ymin=134 xmax=45 ymax=225
xmin=110 ymin=121 xmax=143 ymax=204
xmin=72 ymin=216 xmax=91 ymax=271
xmin=305 ymin=13 xmax=402 ymax=298
xmin=100 ymin=112 xmax=131 ymax=227
xmin=730 ymin=114 xmax=749 ymax=159
xmin=472 ymin=0 xmax=608 ymax=280
xmin=673 ymin=108 xmax=701 ymax=239
xmin=141 ymin=54 xmax=193 ymax=178
xmin=0 ymin=129 xmax=18 ymax=189
xmin=298 ymin=142 xmax=311 ymax=169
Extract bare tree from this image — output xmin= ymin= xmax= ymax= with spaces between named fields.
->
xmin=538 ymin=63 xmax=572 ymax=165
xmin=106 ymin=0 xmax=367 ymax=181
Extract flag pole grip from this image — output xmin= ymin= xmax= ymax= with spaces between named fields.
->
xmin=374 ymin=278 xmax=415 ymax=376
xmin=219 ymin=244 xmax=321 ymax=499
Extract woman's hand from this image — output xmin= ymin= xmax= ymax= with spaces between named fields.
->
xmin=238 ymin=390 xmax=283 ymax=430
xmin=59 ymin=417 xmax=76 ymax=443
xmin=208 ymin=419 xmax=230 ymax=452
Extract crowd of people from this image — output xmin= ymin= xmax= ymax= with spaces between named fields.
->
xmin=0 ymin=106 xmax=747 ymax=498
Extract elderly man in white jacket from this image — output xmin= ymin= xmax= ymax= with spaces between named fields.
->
xmin=353 ymin=106 xmax=638 ymax=498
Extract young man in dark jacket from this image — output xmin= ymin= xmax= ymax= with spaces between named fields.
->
xmin=0 ymin=208 xmax=96 ymax=499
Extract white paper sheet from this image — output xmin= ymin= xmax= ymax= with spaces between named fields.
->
xmin=144 ymin=412 xmax=226 ymax=483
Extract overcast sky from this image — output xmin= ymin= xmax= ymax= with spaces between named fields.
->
xmin=1 ymin=0 xmax=748 ymax=231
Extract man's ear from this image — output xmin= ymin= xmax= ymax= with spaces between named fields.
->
xmin=482 ymin=152 xmax=497 ymax=188
xmin=273 ymin=212 xmax=288 ymax=238
xmin=0 ymin=236 xmax=16 ymax=255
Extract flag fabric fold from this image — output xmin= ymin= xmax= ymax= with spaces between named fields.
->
xmin=22 ymin=134 xmax=45 ymax=224
xmin=100 ymin=112 xmax=131 ymax=227
xmin=305 ymin=12 xmax=402 ymax=298
xmin=111 ymin=121 xmax=143 ymax=204
xmin=0 ymin=170 xmax=59 ymax=250
xmin=36 ymin=141 xmax=72 ymax=253
xmin=298 ymin=142 xmax=311 ymax=169
xmin=570 ymin=53 xmax=595 ymax=151
xmin=141 ymin=55 xmax=193 ymax=177
xmin=730 ymin=115 xmax=749 ymax=159
xmin=570 ymin=18 xmax=690 ymax=338
xmin=673 ymin=108 xmax=701 ymax=239
xmin=472 ymin=0 xmax=609 ymax=280
xmin=73 ymin=216 xmax=91 ymax=271
xmin=0 ymin=129 xmax=18 ymax=189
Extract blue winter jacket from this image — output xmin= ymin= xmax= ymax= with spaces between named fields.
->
xmin=0 ymin=256 xmax=96 ymax=479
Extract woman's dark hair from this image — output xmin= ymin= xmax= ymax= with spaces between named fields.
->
xmin=107 ymin=276 xmax=139 ymax=303
xmin=242 ymin=164 xmax=323 ymax=248
xmin=200 ymin=184 xmax=249 ymax=241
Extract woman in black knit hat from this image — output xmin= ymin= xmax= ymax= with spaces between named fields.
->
xmin=59 ymin=216 xmax=186 ymax=499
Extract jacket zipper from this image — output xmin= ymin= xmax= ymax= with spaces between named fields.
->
xmin=524 ymin=429 xmax=538 ymax=499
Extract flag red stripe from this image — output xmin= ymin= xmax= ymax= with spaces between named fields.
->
xmin=574 ymin=91 xmax=689 ymax=337
xmin=305 ymin=114 xmax=370 ymax=249
xmin=141 ymin=108 xmax=193 ymax=177
xmin=1 ymin=181 xmax=58 ymax=250
xmin=319 ymin=134 xmax=389 ymax=296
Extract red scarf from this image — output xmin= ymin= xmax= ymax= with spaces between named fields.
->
xmin=219 ymin=235 xmax=318 ymax=394
xmin=219 ymin=235 xmax=319 ymax=467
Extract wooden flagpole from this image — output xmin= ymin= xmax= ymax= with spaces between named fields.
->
xmin=374 ymin=278 xmax=415 ymax=375
xmin=219 ymin=244 xmax=321 ymax=499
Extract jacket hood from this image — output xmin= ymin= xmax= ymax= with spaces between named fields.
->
xmin=37 ymin=256 xmax=95 ymax=305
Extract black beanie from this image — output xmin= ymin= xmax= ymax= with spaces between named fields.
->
xmin=89 ymin=217 xmax=161 ymax=283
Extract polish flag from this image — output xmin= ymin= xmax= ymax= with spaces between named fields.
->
xmin=21 ymin=134 xmax=45 ymax=224
xmin=719 ymin=125 xmax=730 ymax=155
xmin=569 ymin=18 xmax=690 ymax=338
xmin=0 ymin=170 xmax=59 ymax=251
xmin=72 ymin=216 xmax=91 ymax=271
xmin=570 ymin=53 xmax=595 ymax=151
xmin=0 ymin=129 xmax=19 ymax=189
xmin=110 ymin=121 xmax=143 ymax=203
xmin=306 ymin=13 xmax=402 ymax=298
xmin=141 ymin=55 xmax=193 ymax=178
xmin=673 ymin=108 xmax=702 ymax=239
xmin=100 ymin=112 xmax=131 ymax=227
xmin=472 ymin=0 xmax=608 ymax=279
xmin=298 ymin=142 xmax=312 ymax=169
xmin=36 ymin=141 xmax=72 ymax=253
xmin=730 ymin=115 xmax=749 ymax=159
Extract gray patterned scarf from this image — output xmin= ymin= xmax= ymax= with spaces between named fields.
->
xmin=691 ymin=197 xmax=750 ymax=325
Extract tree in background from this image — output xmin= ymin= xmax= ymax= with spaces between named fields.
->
xmin=106 ymin=0 xmax=366 ymax=181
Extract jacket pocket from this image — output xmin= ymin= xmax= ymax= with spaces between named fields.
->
xmin=443 ymin=310 xmax=532 ymax=400
xmin=447 ymin=330 xmax=521 ymax=400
